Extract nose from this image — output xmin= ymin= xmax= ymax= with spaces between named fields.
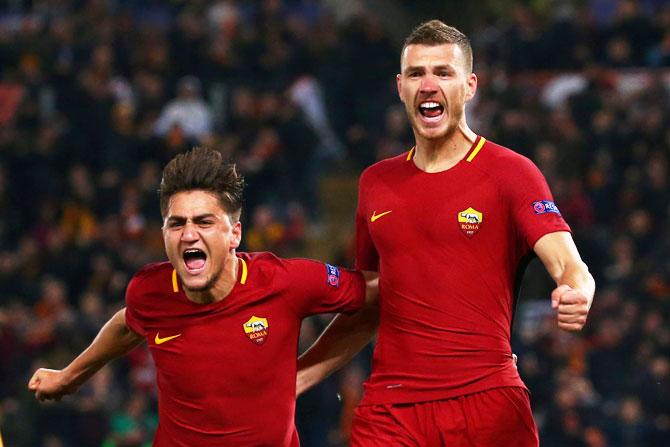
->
xmin=420 ymin=74 xmax=438 ymax=94
xmin=180 ymin=222 xmax=199 ymax=242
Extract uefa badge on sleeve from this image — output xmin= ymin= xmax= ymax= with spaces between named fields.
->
xmin=457 ymin=207 xmax=483 ymax=238
xmin=532 ymin=200 xmax=561 ymax=215
xmin=243 ymin=316 xmax=269 ymax=345
xmin=325 ymin=264 xmax=340 ymax=288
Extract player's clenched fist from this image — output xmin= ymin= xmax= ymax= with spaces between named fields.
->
xmin=28 ymin=368 xmax=76 ymax=401
xmin=551 ymin=284 xmax=591 ymax=331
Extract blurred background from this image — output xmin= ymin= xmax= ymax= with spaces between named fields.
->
xmin=0 ymin=0 xmax=669 ymax=446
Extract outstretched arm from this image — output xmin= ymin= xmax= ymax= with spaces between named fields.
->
xmin=297 ymin=271 xmax=379 ymax=396
xmin=28 ymin=308 xmax=144 ymax=401
xmin=534 ymin=231 xmax=595 ymax=331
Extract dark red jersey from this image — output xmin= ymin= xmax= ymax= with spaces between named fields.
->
xmin=125 ymin=252 xmax=365 ymax=446
xmin=355 ymin=136 xmax=570 ymax=405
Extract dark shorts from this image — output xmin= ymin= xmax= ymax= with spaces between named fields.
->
xmin=351 ymin=387 xmax=539 ymax=447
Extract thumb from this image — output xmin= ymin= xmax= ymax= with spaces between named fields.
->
xmin=551 ymin=284 xmax=572 ymax=309
xmin=28 ymin=374 xmax=40 ymax=390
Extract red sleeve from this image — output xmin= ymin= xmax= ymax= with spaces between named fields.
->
xmin=505 ymin=156 xmax=571 ymax=250
xmin=279 ymin=258 xmax=366 ymax=318
xmin=355 ymin=170 xmax=379 ymax=271
xmin=124 ymin=274 xmax=147 ymax=337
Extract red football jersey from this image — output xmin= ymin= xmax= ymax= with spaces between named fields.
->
xmin=355 ymin=136 xmax=570 ymax=405
xmin=124 ymin=252 xmax=365 ymax=446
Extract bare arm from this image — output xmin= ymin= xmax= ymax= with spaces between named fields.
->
xmin=534 ymin=231 xmax=595 ymax=331
xmin=28 ymin=308 xmax=144 ymax=401
xmin=297 ymin=271 xmax=379 ymax=396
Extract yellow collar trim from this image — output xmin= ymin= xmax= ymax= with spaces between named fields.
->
xmin=406 ymin=147 xmax=415 ymax=161
xmin=239 ymin=257 xmax=248 ymax=285
xmin=172 ymin=269 xmax=179 ymax=292
xmin=466 ymin=137 xmax=486 ymax=162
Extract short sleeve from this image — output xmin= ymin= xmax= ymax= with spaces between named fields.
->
xmin=505 ymin=156 xmax=571 ymax=250
xmin=355 ymin=171 xmax=379 ymax=271
xmin=280 ymin=258 xmax=366 ymax=318
xmin=124 ymin=274 xmax=147 ymax=337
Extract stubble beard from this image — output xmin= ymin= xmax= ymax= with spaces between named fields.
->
xmin=409 ymin=112 xmax=460 ymax=141
xmin=406 ymin=101 xmax=462 ymax=142
xmin=182 ymin=266 xmax=222 ymax=294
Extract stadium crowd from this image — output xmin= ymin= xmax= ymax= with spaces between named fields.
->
xmin=0 ymin=0 xmax=669 ymax=446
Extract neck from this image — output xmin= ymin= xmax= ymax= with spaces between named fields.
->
xmin=413 ymin=122 xmax=477 ymax=173
xmin=185 ymin=253 xmax=239 ymax=304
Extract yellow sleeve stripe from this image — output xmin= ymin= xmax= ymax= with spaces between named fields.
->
xmin=406 ymin=147 xmax=415 ymax=161
xmin=172 ymin=269 xmax=179 ymax=293
xmin=466 ymin=137 xmax=486 ymax=162
xmin=239 ymin=258 xmax=248 ymax=285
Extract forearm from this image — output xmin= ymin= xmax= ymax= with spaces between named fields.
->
xmin=556 ymin=260 xmax=595 ymax=306
xmin=536 ymin=232 xmax=595 ymax=305
xmin=297 ymin=303 xmax=379 ymax=395
xmin=535 ymin=232 xmax=595 ymax=331
xmin=63 ymin=308 xmax=143 ymax=388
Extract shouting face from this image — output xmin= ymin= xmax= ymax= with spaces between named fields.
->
xmin=397 ymin=43 xmax=477 ymax=142
xmin=162 ymin=190 xmax=241 ymax=294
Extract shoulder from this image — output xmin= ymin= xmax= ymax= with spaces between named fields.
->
xmin=237 ymin=251 xmax=283 ymax=285
xmin=239 ymin=251 xmax=282 ymax=268
xmin=126 ymin=261 xmax=174 ymax=299
xmin=480 ymin=139 xmax=536 ymax=169
xmin=475 ymin=138 xmax=544 ymax=181
xmin=360 ymin=151 xmax=411 ymax=187
xmin=132 ymin=261 xmax=173 ymax=283
xmin=238 ymin=252 xmax=330 ymax=295
xmin=243 ymin=251 xmax=318 ymax=274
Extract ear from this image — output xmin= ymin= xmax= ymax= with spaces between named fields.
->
xmin=230 ymin=221 xmax=242 ymax=249
xmin=464 ymin=72 xmax=477 ymax=103
xmin=396 ymin=73 xmax=403 ymax=102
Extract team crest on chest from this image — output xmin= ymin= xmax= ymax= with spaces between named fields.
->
xmin=243 ymin=316 xmax=269 ymax=345
xmin=457 ymin=207 xmax=483 ymax=238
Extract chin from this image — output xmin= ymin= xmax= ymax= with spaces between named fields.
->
xmin=175 ymin=268 xmax=206 ymax=290
xmin=183 ymin=281 xmax=211 ymax=292
xmin=181 ymin=268 xmax=221 ymax=293
xmin=417 ymin=127 xmax=449 ymax=140
xmin=420 ymin=121 xmax=459 ymax=140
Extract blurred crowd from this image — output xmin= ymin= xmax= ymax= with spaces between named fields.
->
xmin=0 ymin=0 xmax=669 ymax=446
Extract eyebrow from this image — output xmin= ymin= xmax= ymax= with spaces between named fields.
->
xmin=165 ymin=213 xmax=218 ymax=223
xmin=404 ymin=64 xmax=455 ymax=74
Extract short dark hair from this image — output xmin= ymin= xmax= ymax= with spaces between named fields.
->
xmin=402 ymin=20 xmax=473 ymax=72
xmin=159 ymin=147 xmax=244 ymax=220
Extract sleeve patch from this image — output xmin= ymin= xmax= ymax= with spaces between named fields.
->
xmin=532 ymin=200 xmax=561 ymax=215
xmin=325 ymin=264 xmax=340 ymax=288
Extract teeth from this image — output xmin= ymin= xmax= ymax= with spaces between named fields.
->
xmin=420 ymin=102 xmax=440 ymax=108
xmin=184 ymin=249 xmax=203 ymax=255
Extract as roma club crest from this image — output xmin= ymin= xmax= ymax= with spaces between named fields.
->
xmin=457 ymin=207 xmax=483 ymax=238
xmin=243 ymin=316 xmax=269 ymax=345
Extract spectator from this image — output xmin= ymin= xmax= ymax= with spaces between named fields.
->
xmin=154 ymin=76 xmax=212 ymax=142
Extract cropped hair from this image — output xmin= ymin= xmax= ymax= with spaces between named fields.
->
xmin=159 ymin=147 xmax=244 ymax=220
xmin=402 ymin=20 xmax=473 ymax=72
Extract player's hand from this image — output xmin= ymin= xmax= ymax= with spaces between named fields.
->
xmin=28 ymin=368 xmax=76 ymax=401
xmin=551 ymin=284 xmax=590 ymax=331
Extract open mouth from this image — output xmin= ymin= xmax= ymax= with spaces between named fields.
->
xmin=183 ymin=249 xmax=207 ymax=273
xmin=418 ymin=101 xmax=444 ymax=121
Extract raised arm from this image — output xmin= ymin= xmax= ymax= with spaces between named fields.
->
xmin=297 ymin=271 xmax=379 ymax=396
xmin=534 ymin=231 xmax=595 ymax=331
xmin=28 ymin=307 xmax=144 ymax=401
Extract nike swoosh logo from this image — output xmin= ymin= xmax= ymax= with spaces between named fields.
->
xmin=155 ymin=333 xmax=182 ymax=345
xmin=370 ymin=210 xmax=392 ymax=222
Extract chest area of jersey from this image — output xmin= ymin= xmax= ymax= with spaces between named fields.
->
xmin=365 ymin=174 xmax=506 ymax=251
xmin=142 ymin=297 xmax=298 ymax=371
